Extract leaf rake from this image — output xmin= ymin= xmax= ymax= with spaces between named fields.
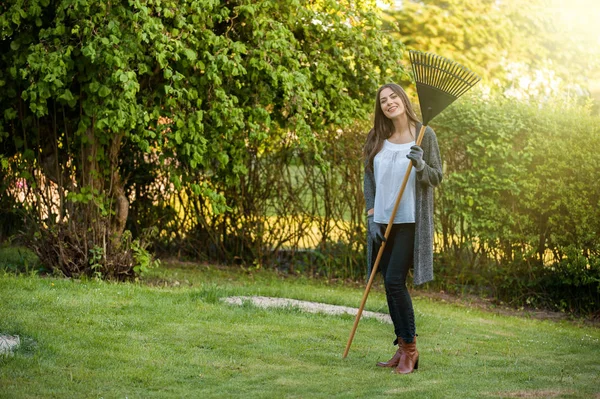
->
xmin=342 ymin=51 xmax=481 ymax=359
xmin=410 ymin=51 xmax=481 ymax=125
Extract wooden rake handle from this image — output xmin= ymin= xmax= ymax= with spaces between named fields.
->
xmin=342 ymin=124 xmax=427 ymax=359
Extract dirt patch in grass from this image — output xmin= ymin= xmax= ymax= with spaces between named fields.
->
xmin=222 ymin=296 xmax=392 ymax=324
xmin=489 ymin=389 xmax=573 ymax=398
xmin=413 ymin=290 xmax=599 ymax=327
xmin=0 ymin=335 xmax=20 ymax=355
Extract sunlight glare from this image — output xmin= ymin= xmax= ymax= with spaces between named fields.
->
xmin=548 ymin=0 xmax=600 ymax=46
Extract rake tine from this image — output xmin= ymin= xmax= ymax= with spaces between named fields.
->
xmin=441 ymin=58 xmax=454 ymax=91
xmin=416 ymin=55 xmax=422 ymax=79
xmin=454 ymin=69 xmax=478 ymax=98
xmin=412 ymin=52 xmax=422 ymax=84
xmin=446 ymin=62 xmax=465 ymax=95
xmin=448 ymin=63 xmax=467 ymax=94
xmin=433 ymin=55 xmax=444 ymax=89
xmin=445 ymin=64 xmax=466 ymax=96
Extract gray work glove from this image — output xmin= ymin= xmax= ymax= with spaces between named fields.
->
xmin=406 ymin=145 xmax=425 ymax=171
xmin=367 ymin=214 xmax=386 ymax=245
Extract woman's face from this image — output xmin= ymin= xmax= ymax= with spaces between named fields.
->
xmin=379 ymin=87 xmax=405 ymax=120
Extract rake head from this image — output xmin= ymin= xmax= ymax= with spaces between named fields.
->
xmin=409 ymin=51 xmax=481 ymax=125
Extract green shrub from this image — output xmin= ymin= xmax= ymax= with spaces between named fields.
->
xmin=428 ymin=95 xmax=600 ymax=314
xmin=0 ymin=246 xmax=44 ymax=274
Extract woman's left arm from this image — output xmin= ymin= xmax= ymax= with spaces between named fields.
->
xmin=416 ymin=127 xmax=443 ymax=187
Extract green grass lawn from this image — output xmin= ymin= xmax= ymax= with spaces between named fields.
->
xmin=1 ymin=261 xmax=599 ymax=398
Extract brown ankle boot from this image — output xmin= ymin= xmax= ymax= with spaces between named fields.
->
xmin=394 ymin=337 xmax=419 ymax=374
xmin=376 ymin=339 xmax=402 ymax=368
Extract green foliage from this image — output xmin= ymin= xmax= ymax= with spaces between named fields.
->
xmin=150 ymin=121 xmax=370 ymax=280
xmin=384 ymin=0 xmax=600 ymax=96
xmin=129 ymin=234 xmax=161 ymax=276
xmin=2 ymin=0 xmax=597 ymax=314
xmin=428 ymin=93 xmax=600 ymax=314
xmin=88 ymin=245 xmax=104 ymax=279
xmin=0 ymin=173 xmax=25 ymax=242
xmin=0 ymin=246 xmax=44 ymax=274
xmin=433 ymin=93 xmax=528 ymax=255
xmin=385 ymin=0 xmax=514 ymax=81
xmin=0 ymin=0 xmax=404 ymax=278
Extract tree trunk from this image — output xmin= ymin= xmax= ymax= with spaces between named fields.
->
xmin=108 ymin=133 xmax=128 ymax=237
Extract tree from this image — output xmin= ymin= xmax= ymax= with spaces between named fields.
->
xmin=0 ymin=0 xmax=405 ymax=277
xmin=383 ymin=0 xmax=600 ymax=102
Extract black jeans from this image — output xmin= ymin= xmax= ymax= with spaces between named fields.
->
xmin=373 ymin=223 xmax=416 ymax=344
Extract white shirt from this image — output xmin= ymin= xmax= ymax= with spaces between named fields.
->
xmin=373 ymin=140 xmax=416 ymax=224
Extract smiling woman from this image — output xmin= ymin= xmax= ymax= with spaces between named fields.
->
xmin=360 ymin=83 xmax=443 ymax=374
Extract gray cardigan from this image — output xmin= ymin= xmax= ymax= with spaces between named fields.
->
xmin=363 ymin=123 xmax=443 ymax=285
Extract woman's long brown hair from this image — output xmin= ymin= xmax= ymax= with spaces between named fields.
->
xmin=363 ymin=83 xmax=420 ymax=171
